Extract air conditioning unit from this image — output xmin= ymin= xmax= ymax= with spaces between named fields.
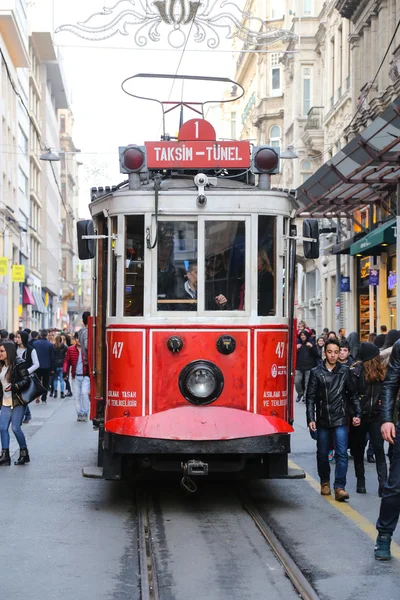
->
xmin=309 ymin=299 xmax=316 ymax=310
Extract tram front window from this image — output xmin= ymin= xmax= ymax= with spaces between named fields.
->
xmin=157 ymin=222 xmax=198 ymax=311
xmin=205 ymin=221 xmax=245 ymax=311
xmin=124 ymin=216 xmax=145 ymax=316
xmin=258 ymin=216 xmax=275 ymax=316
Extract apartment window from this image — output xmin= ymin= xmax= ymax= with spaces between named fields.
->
xmin=271 ymin=54 xmax=281 ymax=96
xmin=230 ymin=112 xmax=236 ymax=139
xmin=302 ymin=67 xmax=312 ymax=116
xmin=18 ymin=168 xmax=28 ymax=197
xmin=270 ymin=125 xmax=281 ymax=151
xmin=60 ymin=114 xmax=66 ymax=134
xmin=303 ymin=0 xmax=313 ymax=15
xmin=301 ymin=159 xmax=313 ymax=183
xmin=270 ymin=0 xmax=282 ymax=19
xmin=18 ymin=126 xmax=28 ymax=155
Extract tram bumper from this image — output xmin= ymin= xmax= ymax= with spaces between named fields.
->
xmin=102 ymin=406 xmax=304 ymax=480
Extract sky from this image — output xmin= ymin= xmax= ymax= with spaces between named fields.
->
xmin=46 ymin=0 xmax=246 ymax=214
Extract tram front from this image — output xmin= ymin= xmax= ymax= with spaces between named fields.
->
xmin=79 ymin=117 xmax=319 ymax=483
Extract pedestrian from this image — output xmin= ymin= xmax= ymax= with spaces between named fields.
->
xmin=316 ymin=336 xmax=325 ymax=361
xmin=63 ymin=333 xmax=90 ymax=422
xmin=368 ymin=332 xmax=377 ymax=344
xmin=349 ymin=343 xmax=387 ymax=496
xmin=375 ymin=325 xmax=388 ymax=349
xmin=327 ymin=331 xmax=337 ymax=340
xmin=375 ymin=338 xmax=400 ymax=560
xmin=0 ymin=341 xmax=31 ymax=466
xmin=78 ymin=311 xmax=90 ymax=367
xmin=306 ymin=338 xmax=361 ymax=501
xmin=60 ymin=334 xmax=73 ymax=397
xmin=33 ymin=329 xmax=56 ymax=404
xmin=322 ymin=327 xmax=329 ymax=340
xmin=15 ymin=331 xmax=39 ymax=424
xmin=347 ymin=331 xmax=361 ymax=360
xmin=338 ymin=327 xmax=346 ymax=341
xmin=295 ymin=330 xmax=318 ymax=403
xmin=297 ymin=320 xmax=312 ymax=338
xmin=338 ymin=340 xmax=353 ymax=366
xmin=51 ymin=335 xmax=68 ymax=398
xmin=0 ymin=330 xmax=8 ymax=341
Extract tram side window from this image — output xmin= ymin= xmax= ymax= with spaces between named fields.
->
xmin=258 ymin=216 xmax=275 ymax=316
xmin=204 ymin=221 xmax=245 ymax=311
xmin=124 ymin=216 xmax=145 ymax=316
xmin=157 ymin=222 xmax=198 ymax=311
xmin=110 ymin=217 xmax=117 ymax=316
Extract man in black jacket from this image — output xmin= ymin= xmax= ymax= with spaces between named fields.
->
xmin=375 ymin=339 xmax=400 ymax=560
xmin=295 ymin=330 xmax=318 ymax=403
xmin=306 ymin=338 xmax=361 ymax=502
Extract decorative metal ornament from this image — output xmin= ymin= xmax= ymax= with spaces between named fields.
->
xmin=56 ymin=0 xmax=298 ymax=49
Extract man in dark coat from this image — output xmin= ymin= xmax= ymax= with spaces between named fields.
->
xmin=295 ymin=329 xmax=318 ymax=403
xmin=33 ymin=329 xmax=56 ymax=403
xmin=375 ymin=339 xmax=400 ymax=560
xmin=306 ymin=338 xmax=361 ymax=502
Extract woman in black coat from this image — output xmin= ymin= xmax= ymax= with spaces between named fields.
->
xmin=0 ymin=341 xmax=30 ymax=466
xmin=349 ymin=342 xmax=388 ymax=496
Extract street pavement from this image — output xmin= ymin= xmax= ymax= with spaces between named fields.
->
xmin=0 ymin=397 xmax=399 ymax=599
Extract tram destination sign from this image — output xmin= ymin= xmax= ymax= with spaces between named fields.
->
xmin=145 ymin=141 xmax=251 ymax=169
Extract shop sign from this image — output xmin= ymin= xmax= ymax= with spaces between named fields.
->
xmin=0 ymin=257 xmax=8 ymax=276
xmin=12 ymin=264 xmax=25 ymax=282
xmin=340 ymin=275 xmax=350 ymax=292
xmin=369 ymin=269 xmax=379 ymax=286
xmin=388 ymin=271 xmax=397 ymax=290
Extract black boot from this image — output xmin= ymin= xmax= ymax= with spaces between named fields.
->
xmin=356 ymin=478 xmax=366 ymax=493
xmin=49 ymin=390 xmax=54 ymax=397
xmin=14 ymin=448 xmax=30 ymax=465
xmin=53 ymin=391 xmax=57 ymax=399
xmin=61 ymin=392 xmax=65 ymax=399
xmin=0 ymin=449 xmax=10 ymax=466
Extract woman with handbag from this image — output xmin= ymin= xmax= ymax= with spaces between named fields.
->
xmin=0 ymin=341 xmax=30 ymax=466
xmin=15 ymin=331 xmax=39 ymax=424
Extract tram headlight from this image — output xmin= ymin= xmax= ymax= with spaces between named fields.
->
xmin=179 ymin=360 xmax=224 ymax=405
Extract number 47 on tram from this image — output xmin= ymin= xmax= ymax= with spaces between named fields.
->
xmin=77 ymin=95 xmax=319 ymax=485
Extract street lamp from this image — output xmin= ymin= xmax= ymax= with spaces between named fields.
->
xmin=280 ymin=145 xmax=299 ymax=159
xmin=40 ymin=148 xmax=60 ymax=162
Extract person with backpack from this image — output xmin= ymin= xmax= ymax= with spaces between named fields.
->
xmin=50 ymin=336 xmax=68 ymax=398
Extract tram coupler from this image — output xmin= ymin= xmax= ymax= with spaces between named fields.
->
xmin=183 ymin=460 xmax=209 ymax=477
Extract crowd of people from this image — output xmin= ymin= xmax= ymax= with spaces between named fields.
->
xmin=298 ymin=319 xmax=400 ymax=561
xmin=0 ymin=312 xmax=91 ymax=469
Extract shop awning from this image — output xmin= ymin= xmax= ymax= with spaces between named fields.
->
xmin=22 ymin=285 xmax=35 ymax=305
xmin=350 ymin=218 xmax=396 ymax=256
xmin=296 ymin=95 xmax=400 ymax=216
xmin=32 ymin=291 xmax=47 ymax=313
xmin=332 ymin=232 xmax=366 ymax=255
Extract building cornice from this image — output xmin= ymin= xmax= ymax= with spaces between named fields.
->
xmin=335 ymin=1 xmax=359 ymax=18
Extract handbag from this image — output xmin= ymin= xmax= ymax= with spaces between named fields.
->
xmin=18 ymin=374 xmax=47 ymax=405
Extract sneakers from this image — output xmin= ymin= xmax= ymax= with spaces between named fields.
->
xmin=375 ymin=534 xmax=392 ymax=561
xmin=328 ymin=449 xmax=335 ymax=461
xmin=320 ymin=482 xmax=331 ymax=496
xmin=82 ymin=414 xmax=88 ymax=422
xmin=296 ymin=395 xmax=302 ymax=403
xmin=77 ymin=413 xmax=83 ymax=421
xmin=335 ymin=488 xmax=349 ymax=502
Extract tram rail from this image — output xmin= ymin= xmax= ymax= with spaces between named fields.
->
xmin=137 ymin=489 xmax=159 ymax=600
xmin=239 ymin=488 xmax=321 ymax=600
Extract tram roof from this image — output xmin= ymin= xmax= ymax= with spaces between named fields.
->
xmin=295 ymin=95 xmax=400 ymax=217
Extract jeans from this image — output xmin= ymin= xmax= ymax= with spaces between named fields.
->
xmin=72 ymin=376 xmax=90 ymax=416
xmin=0 ymin=405 xmax=27 ymax=449
xmin=377 ymin=421 xmax=400 ymax=535
xmin=349 ymin=419 xmax=387 ymax=487
xmin=36 ymin=368 xmax=51 ymax=402
xmin=295 ymin=370 xmax=311 ymax=398
xmin=24 ymin=404 xmax=31 ymax=420
xmin=317 ymin=424 xmax=349 ymax=489
xmin=52 ymin=367 xmax=65 ymax=393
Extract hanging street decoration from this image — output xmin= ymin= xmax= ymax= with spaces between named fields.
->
xmin=55 ymin=0 xmax=298 ymax=50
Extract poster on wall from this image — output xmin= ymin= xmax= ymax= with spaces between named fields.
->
xmin=340 ymin=275 xmax=350 ymax=292
xmin=369 ymin=269 xmax=379 ymax=286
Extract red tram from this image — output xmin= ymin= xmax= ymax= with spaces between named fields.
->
xmin=78 ymin=75 xmax=319 ymax=484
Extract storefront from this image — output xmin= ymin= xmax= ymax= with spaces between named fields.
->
xmin=295 ymin=96 xmax=400 ymax=333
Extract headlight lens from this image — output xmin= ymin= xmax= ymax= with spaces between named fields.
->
xmin=179 ymin=360 xmax=224 ymax=405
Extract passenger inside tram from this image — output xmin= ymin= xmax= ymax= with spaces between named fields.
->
xmin=257 ymin=248 xmax=274 ymax=316
xmin=184 ymin=263 xmax=197 ymax=300
xmin=205 ymin=254 xmax=229 ymax=309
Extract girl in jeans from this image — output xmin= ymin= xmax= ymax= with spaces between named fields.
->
xmin=0 ymin=341 xmax=30 ymax=466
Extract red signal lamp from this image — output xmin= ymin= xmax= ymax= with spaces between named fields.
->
xmin=251 ymin=146 xmax=280 ymax=174
xmin=120 ymin=145 xmax=145 ymax=173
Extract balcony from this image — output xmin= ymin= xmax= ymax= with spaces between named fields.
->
xmin=304 ymin=107 xmax=323 ymax=131
xmin=0 ymin=2 xmax=29 ymax=67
